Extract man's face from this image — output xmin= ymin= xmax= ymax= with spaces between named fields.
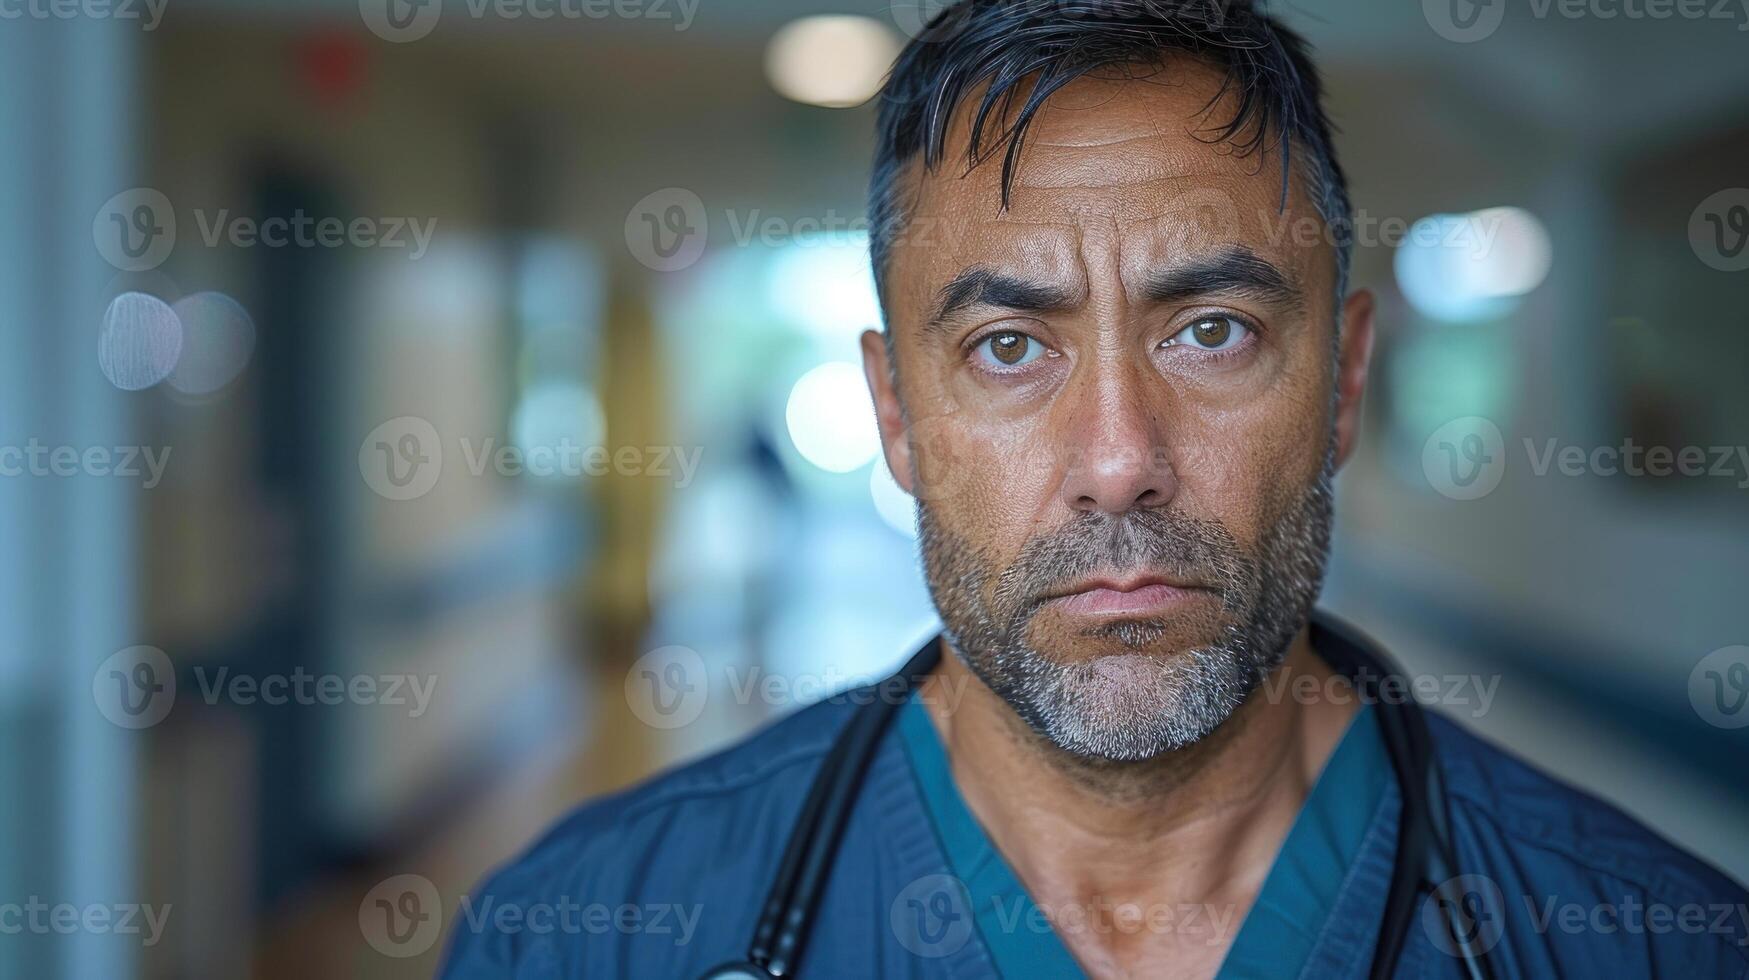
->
xmin=863 ymin=66 xmax=1374 ymax=762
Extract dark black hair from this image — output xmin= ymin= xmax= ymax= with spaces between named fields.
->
xmin=869 ymin=0 xmax=1351 ymax=321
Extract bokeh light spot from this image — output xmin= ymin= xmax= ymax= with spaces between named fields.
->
xmin=785 ymin=361 xmax=879 ymax=473
xmin=99 ymin=291 xmax=182 ymax=391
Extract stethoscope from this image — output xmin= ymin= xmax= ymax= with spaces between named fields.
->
xmin=702 ymin=612 xmax=1500 ymax=980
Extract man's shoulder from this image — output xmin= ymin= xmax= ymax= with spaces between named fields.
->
xmin=484 ymin=692 xmax=859 ymax=897
xmin=1426 ymin=710 xmax=1749 ymax=966
xmin=439 ymin=694 xmax=864 ymax=977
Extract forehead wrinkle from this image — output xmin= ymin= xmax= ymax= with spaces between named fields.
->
xmin=1064 ymin=210 xmax=1130 ymax=339
xmin=994 ymin=73 xmax=1269 ymax=189
xmin=983 ymin=183 xmax=1257 ymax=229
xmin=1134 ymin=246 xmax=1308 ymax=317
xmin=996 ymin=65 xmax=1219 ymax=139
xmin=903 ymin=219 xmax=1090 ymax=323
xmin=1143 ymin=201 xmax=1327 ymax=299
xmin=1010 ymin=138 xmax=1284 ymax=198
xmin=1013 ymin=145 xmax=1229 ymax=190
xmin=1027 ymin=130 xmax=1176 ymax=150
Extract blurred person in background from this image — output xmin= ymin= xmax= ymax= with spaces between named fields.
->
xmin=441 ymin=2 xmax=1749 ymax=978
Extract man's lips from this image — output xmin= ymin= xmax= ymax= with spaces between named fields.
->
xmin=1042 ymin=574 xmax=1216 ymax=618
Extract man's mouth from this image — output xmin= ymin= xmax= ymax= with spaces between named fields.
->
xmin=1041 ymin=573 xmax=1216 ymax=618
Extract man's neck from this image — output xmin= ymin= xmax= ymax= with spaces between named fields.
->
xmin=916 ymin=627 xmax=1358 ymax=978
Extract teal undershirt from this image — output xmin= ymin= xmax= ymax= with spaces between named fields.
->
xmin=896 ymin=690 xmax=1389 ymax=979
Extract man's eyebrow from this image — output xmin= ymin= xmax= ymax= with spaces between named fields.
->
xmin=925 ymin=268 xmax=1079 ymax=334
xmin=1139 ymin=246 xmax=1303 ymax=310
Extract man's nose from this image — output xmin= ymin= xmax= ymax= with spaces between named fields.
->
xmin=1056 ymin=368 xmax=1179 ymax=516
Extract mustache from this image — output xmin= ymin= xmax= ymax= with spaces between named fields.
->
xmin=990 ymin=509 xmax=1256 ymax=620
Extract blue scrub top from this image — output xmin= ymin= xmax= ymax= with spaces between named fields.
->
xmin=896 ymin=690 xmax=1390 ymax=979
xmin=442 ymin=615 xmax=1749 ymax=978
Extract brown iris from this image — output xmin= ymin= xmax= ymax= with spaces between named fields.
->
xmin=1190 ymin=317 xmax=1231 ymax=348
xmin=989 ymin=331 xmax=1029 ymax=365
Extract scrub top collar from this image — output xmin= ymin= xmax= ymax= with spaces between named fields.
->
xmin=895 ymin=687 xmax=1394 ymax=978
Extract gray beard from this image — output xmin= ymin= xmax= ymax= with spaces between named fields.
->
xmin=916 ymin=455 xmax=1335 ymax=763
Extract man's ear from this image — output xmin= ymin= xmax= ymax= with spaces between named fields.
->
xmin=1333 ymin=288 xmax=1376 ymax=470
xmin=861 ymin=328 xmax=916 ymax=493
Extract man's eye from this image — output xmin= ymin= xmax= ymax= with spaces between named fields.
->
xmin=974 ymin=331 xmax=1046 ymax=367
xmin=1164 ymin=316 xmax=1250 ymax=352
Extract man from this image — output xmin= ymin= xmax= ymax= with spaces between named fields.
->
xmin=443 ymin=2 xmax=1749 ymax=977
